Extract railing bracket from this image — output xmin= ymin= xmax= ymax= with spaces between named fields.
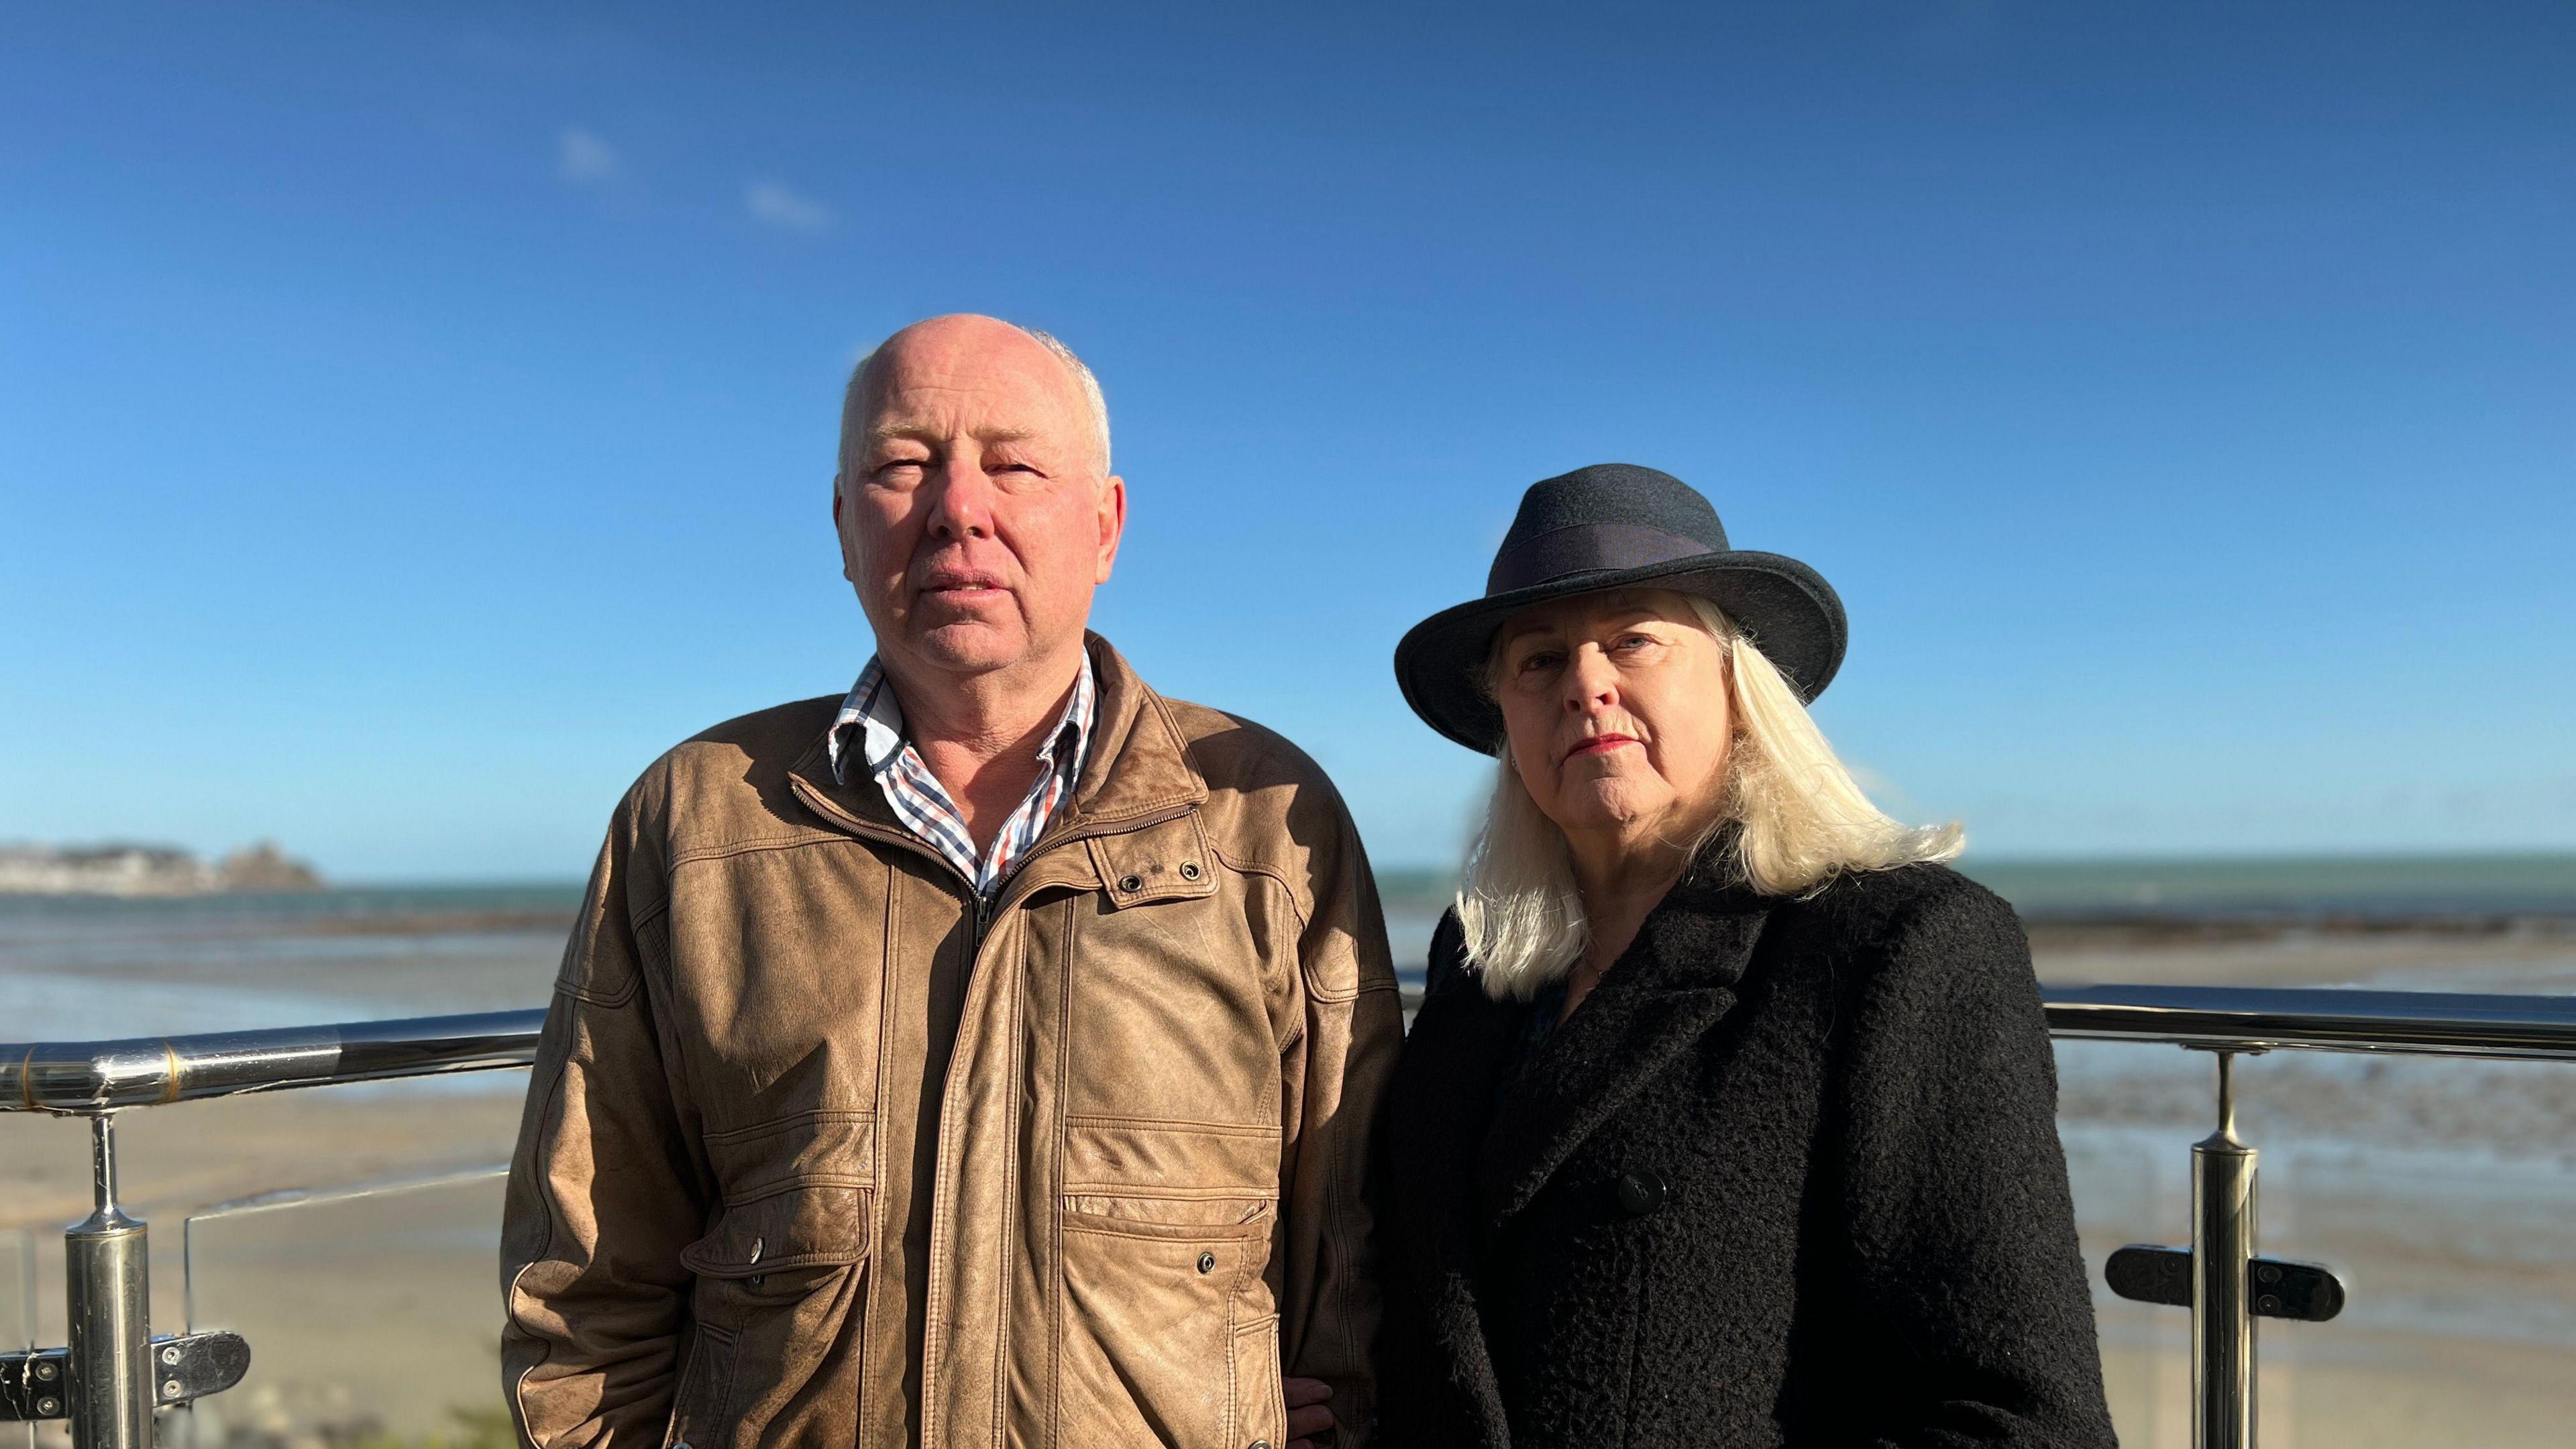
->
xmin=0 ymin=1331 xmax=251 ymax=1421
xmin=2106 ymin=1244 xmax=2347 ymax=1322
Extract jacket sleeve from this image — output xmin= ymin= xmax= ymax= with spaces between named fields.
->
xmin=1275 ymin=804 xmax=1405 ymax=1449
xmin=500 ymin=790 xmax=711 ymax=1447
xmin=1833 ymin=876 xmax=2118 ymax=1449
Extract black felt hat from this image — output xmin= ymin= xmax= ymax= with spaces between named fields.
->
xmin=1394 ymin=464 xmax=1847 ymax=755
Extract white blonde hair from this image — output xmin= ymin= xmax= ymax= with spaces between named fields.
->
xmin=1456 ymin=593 xmax=1962 ymax=1001
xmin=840 ymin=318 xmax=1112 ymax=476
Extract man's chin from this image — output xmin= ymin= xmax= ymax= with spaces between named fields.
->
xmin=905 ymin=621 xmax=1034 ymax=675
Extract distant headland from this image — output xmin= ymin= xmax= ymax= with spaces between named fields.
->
xmin=0 ymin=841 xmax=324 ymax=896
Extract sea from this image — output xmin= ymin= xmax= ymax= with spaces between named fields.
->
xmin=5 ymin=853 xmax=2575 ymax=1040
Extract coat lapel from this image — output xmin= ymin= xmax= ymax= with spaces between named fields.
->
xmin=1479 ymin=876 xmax=1770 ymax=1228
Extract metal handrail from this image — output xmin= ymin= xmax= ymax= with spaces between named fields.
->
xmin=5 ymin=1010 xmax=546 ymax=1114
xmin=10 ymin=983 xmax=2576 ymax=1114
xmin=2044 ymin=983 xmax=2576 ymax=1061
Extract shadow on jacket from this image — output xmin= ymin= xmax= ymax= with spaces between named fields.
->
xmin=1373 ymin=859 xmax=2118 ymax=1448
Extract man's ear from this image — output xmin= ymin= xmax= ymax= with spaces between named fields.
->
xmin=832 ymin=474 xmax=858 ymax=584
xmin=1094 ymin=474 xmax=1128 ymax=585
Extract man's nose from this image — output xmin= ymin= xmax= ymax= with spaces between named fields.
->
xmin=924 ymin=456 xmax=997 ymax=540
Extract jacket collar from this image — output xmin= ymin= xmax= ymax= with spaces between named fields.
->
xmin=787 ymin=633 xmax=1208 ymax=855
xmin=1476 ymin=857 xmax=1771 ymax=1228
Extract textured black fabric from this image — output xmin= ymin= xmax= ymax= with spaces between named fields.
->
xmin=1494 ymin=464 xmax=1733 ymax=547
xmin=1373 ymin=861 xmax=2117 ymax=1449
xmin=1488 ymin=521 xmax=1714 ymax=593
xmin=1393 ymin=464 xmax=1849 ymax=756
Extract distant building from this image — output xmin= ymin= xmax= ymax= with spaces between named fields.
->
xmin=0 ymin=841 xmax=323 ymax=896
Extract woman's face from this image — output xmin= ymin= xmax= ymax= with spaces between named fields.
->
xmin=1494 ymin=589 xmax=1733 ymax=847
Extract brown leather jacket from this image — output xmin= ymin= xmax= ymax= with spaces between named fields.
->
xmin=501 ymin=637 xmax=1401 ymax=1448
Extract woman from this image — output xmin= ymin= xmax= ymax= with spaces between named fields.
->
xmin=1375 ymin=465 xmax=2114 ymax=1448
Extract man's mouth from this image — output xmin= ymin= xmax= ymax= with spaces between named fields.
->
xmin=918 ymin=568 xmax=1010 ymax=601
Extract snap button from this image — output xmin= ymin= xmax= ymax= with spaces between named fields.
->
xmin=747 ymin=1236 xmax=763 ymax=1264
xmin=1179 ymin=861 xmax=1201 ymax=881
xmin=1119 ymin=873 xmax=1144 ymax=893
xmin=1615 ymin=1170 xmax=1667 ymax=1216
xmin=1250 ymin=1441 xmax=1271 ymax=1449
xmin=1197 ymin=1251 xmax=1217 ymax=1274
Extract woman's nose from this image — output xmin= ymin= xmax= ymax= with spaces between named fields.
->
xmin=1564 ymin=651 xmax=1618 ymax=712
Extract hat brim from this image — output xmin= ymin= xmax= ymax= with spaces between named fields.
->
xmin=1393 ymin=550 xmax=1848 ymax=755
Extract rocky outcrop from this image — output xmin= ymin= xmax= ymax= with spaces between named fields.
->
xmin=215 ymin=841 xmax=325 ymax=892
xmin=0 ymin=841 xmax=324 ymax=896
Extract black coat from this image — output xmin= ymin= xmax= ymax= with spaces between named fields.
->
xmin=1373 ymin=861 xmax=2116 ymax=1448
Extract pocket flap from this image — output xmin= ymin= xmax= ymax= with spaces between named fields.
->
xmin=1086 ymin=816 xmax=1220 ymax=908
xmin=680 ymin=1184 xmax=869 ymax=1279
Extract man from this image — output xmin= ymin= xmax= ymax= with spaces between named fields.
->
xmin=501 ymin=315 xmax=1399 ymax=1448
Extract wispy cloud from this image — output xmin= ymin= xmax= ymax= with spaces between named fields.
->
xmin=745 ymin=180 xmax=831 ymax=232
xmin=557 ymin=127 xmax=622 ymax=184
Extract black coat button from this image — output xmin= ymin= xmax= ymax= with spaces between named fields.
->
xmin=1615 ymin=1170 xmax=1667 ymax=1216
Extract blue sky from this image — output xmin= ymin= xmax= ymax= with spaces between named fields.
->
xmin=5 ymin=1 xmax=2572 ymax=880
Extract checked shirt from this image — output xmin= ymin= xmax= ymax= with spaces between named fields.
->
xmin=826 ymin=655 xmax=1096 ymax=899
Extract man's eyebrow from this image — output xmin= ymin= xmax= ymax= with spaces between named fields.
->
xmin=863 ymin=425 xmax=936 ymax=452
xmin=861 ymin=425 xmax=1040 ymax=449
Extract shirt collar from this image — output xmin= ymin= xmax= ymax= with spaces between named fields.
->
xmin=828 ymin=653 xmax=1096 ymax=788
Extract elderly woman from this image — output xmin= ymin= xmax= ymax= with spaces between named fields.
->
xmin=1375 ymin=465 xmax=2114 ymax=1448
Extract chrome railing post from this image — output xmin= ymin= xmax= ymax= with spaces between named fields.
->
xmin=2192 ymin=1050 xmax=2257 ymax=1449
xmin=64 ymin=1112 xmax=152 ymax=1449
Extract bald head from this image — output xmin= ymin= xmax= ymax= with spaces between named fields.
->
xmin=830 ymin=313 xmax=1128 ymax=694
xmin=842 ymin=315 xmax=1110 ymax=479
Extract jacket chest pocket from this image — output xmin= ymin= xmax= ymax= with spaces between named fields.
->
xmin=676 ymin=1183 xmax=873 ymax=1448
xmin=1069 ymin=826 xmax=1284 ymax=1126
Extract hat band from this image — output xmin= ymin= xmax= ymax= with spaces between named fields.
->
xmin=1486 ymin=521 xmax=1720 ymax=596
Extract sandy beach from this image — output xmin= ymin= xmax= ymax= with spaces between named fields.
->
xmin=5 ymin=896 xmax=2574 ymax=1446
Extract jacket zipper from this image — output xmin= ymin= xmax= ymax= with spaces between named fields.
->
xmin=787 ymin=771 xmax=1200 ymax=1441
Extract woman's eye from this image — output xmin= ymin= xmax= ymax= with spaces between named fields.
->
xmin=1518 ymin=651 xmax=1562 ymax=674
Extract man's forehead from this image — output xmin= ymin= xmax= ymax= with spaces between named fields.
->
xmin=842 ymin=313 xmax=1108 ymax=474
xmin=863 ymin=339 xmax=1079 ymax=424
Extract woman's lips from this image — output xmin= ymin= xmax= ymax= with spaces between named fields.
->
xmin=1564 ymin=734 xmax=1639 ymax=761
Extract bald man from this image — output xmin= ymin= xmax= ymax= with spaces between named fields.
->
xmin=501 ymin=317 xmax=1399 ymax=1449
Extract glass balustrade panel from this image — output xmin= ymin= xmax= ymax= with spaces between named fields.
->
xmin=3 ymin=1229 xmax=33 ymax=1449
xmin=2231 ymin=1050 xmax=2576 ymax=1449
xmin=2055 ymin=1040 xmax=2191 ymax=1449
xmin=181 ymin=1167 xmax=512 ymax=1449
xmin=2061 ymin=1037 xmax=2576 ymax=1448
